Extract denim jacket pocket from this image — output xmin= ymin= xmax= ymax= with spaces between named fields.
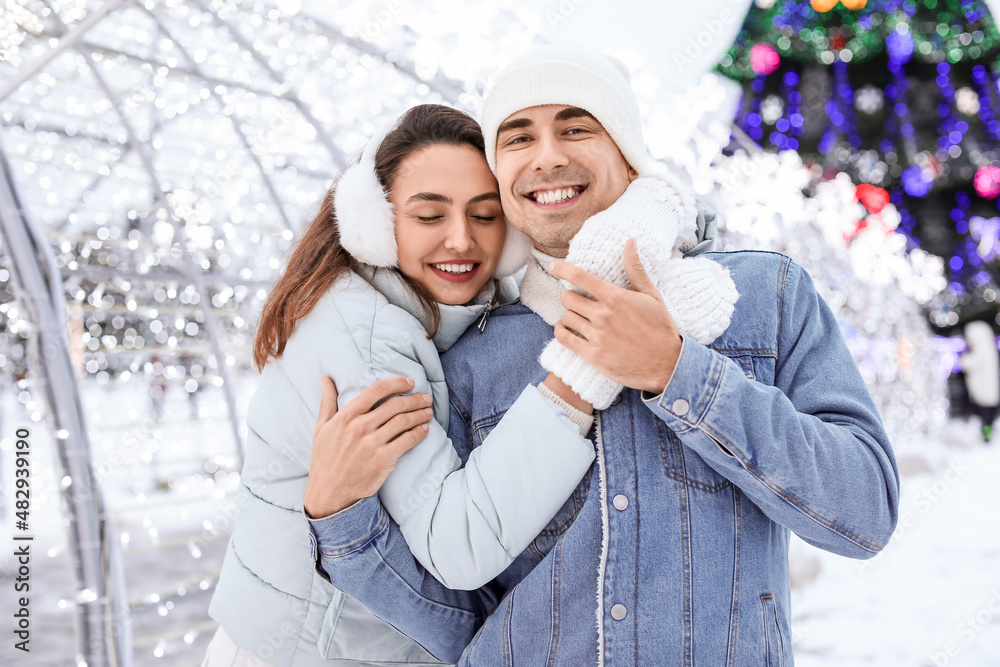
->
xmin=471 ymin=411 xmax=504 ymax=448
xmin=760 ymin=594 xmax=786 ymax=667
xmin=657 ymin=421 xmax=731 ymax=493
xmin=718 ymin=349 xmax=777 ymax=386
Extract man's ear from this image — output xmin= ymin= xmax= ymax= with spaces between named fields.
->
xmin=627 ymin=166 xmax=639 ymax=182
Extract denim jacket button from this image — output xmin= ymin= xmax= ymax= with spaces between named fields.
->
xmin=610 ymin=604 xmax=628 ymax=621
xmin=672 ymin=398 xmax=690 ymax=416
xmin=612 ymin=494 xmax=629 ymax=511
xmin=610 ymin=394 xmax=622 ymax=406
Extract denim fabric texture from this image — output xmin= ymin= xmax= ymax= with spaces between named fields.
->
xmin=310 ymin=250 xmax=900 ymax=666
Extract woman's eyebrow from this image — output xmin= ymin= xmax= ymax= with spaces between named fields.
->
xmin=468 ymin=192 xmax=501 ymax=204
xmin=407 ymin=192 xmax=451 ymax=203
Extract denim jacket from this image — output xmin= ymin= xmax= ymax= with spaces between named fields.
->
xmin=309 ymin=250 xmax=899 ymax=665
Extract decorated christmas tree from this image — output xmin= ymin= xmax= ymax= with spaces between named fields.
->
xmin=717 ymin=0 xmax=1000 ymax=332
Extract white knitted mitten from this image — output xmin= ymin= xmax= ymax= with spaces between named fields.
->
xmin=656 ymin=256 xmax=738 ymax=345
xmin=540 ymin=177 xmax=690 ymax=409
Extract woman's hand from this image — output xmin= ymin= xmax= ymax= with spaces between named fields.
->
xmin=304 ymin=376 xmax=433 ymax=519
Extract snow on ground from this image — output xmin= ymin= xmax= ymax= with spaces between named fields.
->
xmin=791 ymin=417 xmax=1000 ymax=666
xmin=1 ymin=376 xmax=998 ymax=666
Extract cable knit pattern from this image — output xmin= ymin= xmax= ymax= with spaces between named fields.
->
xmin=538 ymin=176 xmax=739 ymax=409
xmin=656 ymin=256 xmax=739 ymax=346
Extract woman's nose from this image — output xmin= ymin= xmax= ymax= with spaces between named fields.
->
xmin=443 ymin=218 xmax=475 ymax=252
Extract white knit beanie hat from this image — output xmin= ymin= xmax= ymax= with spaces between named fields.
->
xmin=481 ymin=45 xmax=649 ymax=175
xmin=334 ymin=120 xmax=533 ymax=277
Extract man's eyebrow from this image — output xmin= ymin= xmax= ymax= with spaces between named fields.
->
xmin=468 ymin=192 xmax=501 ymax=204
xmin=497 ymin=117 xmax=533 ymax=136
xmin=407 ymin=192 xmax=451 ymax=203
xmin=554 ymin=107 xmax=597 ymax=123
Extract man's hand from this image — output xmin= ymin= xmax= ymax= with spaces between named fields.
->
xmin=303 ymin=376 xmax=432 ymax=519
xmin=549 ymin=239 xmax=682 ymax=395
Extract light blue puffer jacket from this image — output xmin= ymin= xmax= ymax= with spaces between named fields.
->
xmin=208 ymin=266 xmax=595 ymax=666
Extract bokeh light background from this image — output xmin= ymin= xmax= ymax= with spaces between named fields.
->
xmin=0 ymin=1 xmax=995 ymax=665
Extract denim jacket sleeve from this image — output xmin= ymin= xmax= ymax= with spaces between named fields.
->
xmin=643 ymin=258 xmax=899 ymax=558
xmin=308 ymin=384 xmax=592 ymax=661
xmin=309 ymin=495 xmax=497 ymax=663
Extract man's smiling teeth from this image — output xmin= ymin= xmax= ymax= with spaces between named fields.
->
xmin=432 ymin=263 xmax=476 ymax=274
xmin=532 ymin=187 xmax=580 ymax=205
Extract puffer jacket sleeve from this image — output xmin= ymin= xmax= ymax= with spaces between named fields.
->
xmin=321 ymin=291 xmax=595 ymax=591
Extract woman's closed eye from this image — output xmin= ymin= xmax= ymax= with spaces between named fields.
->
xmin=468 ymin=205 xmax=502 ymax=223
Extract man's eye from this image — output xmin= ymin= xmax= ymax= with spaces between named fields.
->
xmin=505 ymin=135 xmax=530 ymax=146
xmin=416 ymin=216 xmax=442 ymax=222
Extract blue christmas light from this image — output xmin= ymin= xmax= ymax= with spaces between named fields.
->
xmin=935 ymin=62 xmax=966 ymax=154
xmin=886 ymin=28 xmax=914 ymax=65
xmin=972 ymin=65 xmax=1000 ymax=146
xmin=902 ymin=164 xmax=933 ymax=197
xmin=832 ymin=60 xmax=862 ymax=150
xmin=737 ymin=74 xmax=768 ymax=145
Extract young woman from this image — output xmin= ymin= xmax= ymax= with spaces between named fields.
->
xmin=203 ymin=105 xmax=597 ymax=667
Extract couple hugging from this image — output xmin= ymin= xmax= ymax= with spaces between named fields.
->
xmin=205 ymin=46 xmax=899 ymax=666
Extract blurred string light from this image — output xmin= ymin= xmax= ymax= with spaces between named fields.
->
xmin=0 ymin=0 xmax=964 ymax=660
xmin=781 ymin=70 xmax=805 ymax=149
xmin=972 ymin=64 xmax=1000 ymax=144
xmin=0 ymin=0 xmax=45 ymax=62
xmin=724 ymin=0 xmax=997 ymax=75
xmin=710 ymin=149 xmax=948 ymax=437
xmin=750 ymin=41 xmax=781 ymax=74
xmin=970 ymin=213 xmax=1000 ymax=258
xmin=935 ymin=62 xmax=968 ymax=158
xmin=974 ymin=163 xmax=1000 ymax=196
xmin=718 ymin=0 xmax=1000 ymax=325
xmin=0 ymin=0 xmax=540 ymax=662
xmin=737 ymin=73 xmax=768 ymax=143
xmin=643 ymin=68 xmax=950 ymax=438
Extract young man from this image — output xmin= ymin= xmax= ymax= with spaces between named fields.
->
xmin=307 ymin=46 xmax=899 ymax=665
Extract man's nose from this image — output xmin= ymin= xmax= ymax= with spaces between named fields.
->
xmin=530 ymin=132 xmax=570 ymax=172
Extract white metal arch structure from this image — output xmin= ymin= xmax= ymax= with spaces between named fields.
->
xmin=0 ymin=148 xmax=133 ymax=665
xmin=0 ymin=1 xmax=472 ymax=664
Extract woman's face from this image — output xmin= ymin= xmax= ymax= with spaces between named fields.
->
xmin=390 ymin=143 xmax=506 ymax=305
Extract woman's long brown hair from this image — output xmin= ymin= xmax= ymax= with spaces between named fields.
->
xmin=252 ymin=104 xmax=487 ymax=370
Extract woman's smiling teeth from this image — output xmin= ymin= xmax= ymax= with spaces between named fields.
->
xmin=431 ymin=262 xmax=476 ymax=274
xmin=531 ymin=186 xmax=581 ymax=205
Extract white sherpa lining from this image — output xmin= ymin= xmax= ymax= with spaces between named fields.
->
xmin=594 ymin=415 xmax=610 ymax=667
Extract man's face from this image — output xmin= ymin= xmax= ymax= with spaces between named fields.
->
xmin=494 ymin=105 xmax=638 ymax=257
